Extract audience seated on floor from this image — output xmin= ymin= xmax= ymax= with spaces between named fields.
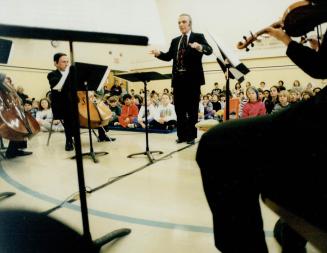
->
xmin=118 ymin=94 xmax=139 ymax=128
xmin=150 ymin=93 xmax=177 ymax=130
xmin=134 ymin=97 xmax=155 ymax=129
xmin=36 ymin=98 xmax=64 ymax=132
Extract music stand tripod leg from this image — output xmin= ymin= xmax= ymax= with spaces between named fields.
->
xmin=46 ymin=119 xmax=55 ymax=146
xmin=0 ymin=192 xmax=16 ymax=202
xmin=93 ymin=228 xmax=131 ymax=251
xmin=0 ymin=137 xmax=6 ymax=149
xmin=127 ymin=79 xmax=163 ymax=163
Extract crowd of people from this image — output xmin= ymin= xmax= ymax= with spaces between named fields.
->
xmin=199 ymin=79 xmax=323 ymax=121
xmin=5 ymin=73 xmax=325 ymax=136
xmin=1 ymin=73 xmax=179 ymax=149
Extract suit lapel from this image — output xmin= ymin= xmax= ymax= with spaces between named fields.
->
xmin=188 ymin=32 xmax=194 ymax=44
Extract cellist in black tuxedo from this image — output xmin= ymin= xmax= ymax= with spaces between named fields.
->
xmin=196 ymin=1 xmax=327 ymax=252
xmin=47 ymin=53 xmax=115 ymax=151
xmin=150 ymin=13 xmax=212 ymax=144
xmin=47 ymin=53 xmax=74 ymax=151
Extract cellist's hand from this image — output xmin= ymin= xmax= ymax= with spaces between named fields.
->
xmin=266 ymin=27 xmax=292 ymax=46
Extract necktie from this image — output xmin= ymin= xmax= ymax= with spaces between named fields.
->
xmin=177 ymin=35 xmax=187 ymax=70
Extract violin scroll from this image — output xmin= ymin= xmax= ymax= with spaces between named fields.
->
xmin=237 ymin=21 xmax=282 ymax=51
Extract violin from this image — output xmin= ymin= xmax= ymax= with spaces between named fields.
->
xmin=0 ymin=78 xmax=40 ymax=141
xmin=77 ymin=91 xmax=112 ymax=129
xmin=237 ymin=0 xmax=327 ymax=51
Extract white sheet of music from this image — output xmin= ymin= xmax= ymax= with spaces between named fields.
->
xmin=97 ymin=67 xmax=111 ymax=92
xmin=52 ymin=68 xmax=69 ymax=91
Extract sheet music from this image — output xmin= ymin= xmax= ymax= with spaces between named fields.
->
xmin=207 ymin=30 xmax=242 ymax=67
xmin=52 ymin=68 xmax=69 ymax=91
xmin=97 ymin=67 xmax=111 ymax=92
xmin=207 ymin=30 xmax=250 ymax=80
xmin=229 ymin=68 xmax=245 ymax=82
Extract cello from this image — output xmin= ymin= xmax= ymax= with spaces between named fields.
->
xmin=77 ymin=90 xmax=112 ymax=129
xmin=0 ymin=74 xmax=40 ymax=141
xmin=237 ymin=0 xmax=327 ymax=51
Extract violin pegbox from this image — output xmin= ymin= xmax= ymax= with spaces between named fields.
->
xmin=241 ymin=35 xmax=250 ymax=51
xmin=237 ymin=25 xmax=272 ymax=51
xmin=249 ymin=31 xmax=255 ymax=47
xmin=240 ymin=32 xmax=255 ymax=51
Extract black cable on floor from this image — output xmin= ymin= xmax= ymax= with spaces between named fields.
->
xmin=87 ymin=141 xmax=198 ymax=194
xmin=41 ymin=141 xmax=197 ymax=215
xmin=41 ymin=187 xmax=92 ymax=215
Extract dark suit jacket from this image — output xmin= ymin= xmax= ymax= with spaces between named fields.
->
xmin=47 ymin=69 xmax=72 ymax=119
xmin=286 ymin=31 xmax=327 ymax=79
xmin=157 ymin=32 xmax=212 ymax=87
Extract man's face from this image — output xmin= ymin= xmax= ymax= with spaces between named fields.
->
xmin=178 ymin=15 xmax=191 ymax=34
xmin=55 ymin=55 xmax=69 ymax=71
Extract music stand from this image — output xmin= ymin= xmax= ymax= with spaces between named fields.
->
xmin=72 ymin=62 xmax=110 ymax=163
xmin=208 ymin=32 xmax=250 ymax=120
xmin=116 ymin=71 xmax=169 ymax=163
xmin=0 ymin=24 xmax=146 ymax=252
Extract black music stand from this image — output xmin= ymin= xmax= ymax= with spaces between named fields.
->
xmin=116 ymin=72 xmax=169 ymax=163
xmin=0 ymin=23 xmax=148 ymax=252
xmin=71 ymin=62 xmax=109 ymax=163
xmin=208 ymin=33 xmax=249 ymax=120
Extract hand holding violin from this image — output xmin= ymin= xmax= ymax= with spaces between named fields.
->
xmin=265 ymin=27 xmax=292 ymax=46
xmin=308 ymin=37 xmax=320 ymax=51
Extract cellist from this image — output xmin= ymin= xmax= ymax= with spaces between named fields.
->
xmin=0 ymin=74 xmax=33 ymax=159
xmin=47 ymin=53 xmax=75 ymax=151
xmin=47 ymin=53 xmax=115 ymax=152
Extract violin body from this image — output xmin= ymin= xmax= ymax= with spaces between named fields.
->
xmin=283 ymin=1 xmax=327 ymax=37
xmin=0 ymin=88 xmax=40 ymax=141
xmin=237 ymin=0 xmax=327 ymax=50
xmin=77 ymin=91 xmax=112 ymax=129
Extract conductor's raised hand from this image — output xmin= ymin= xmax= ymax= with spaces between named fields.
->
xmin=149 ymin=49 xmax=161 ymax=57
xmin=189 ymin=42 xmax=203 ymax=52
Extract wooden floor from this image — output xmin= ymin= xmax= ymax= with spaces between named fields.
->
xmin=0 ymin=130 xmax=320 ymax=253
